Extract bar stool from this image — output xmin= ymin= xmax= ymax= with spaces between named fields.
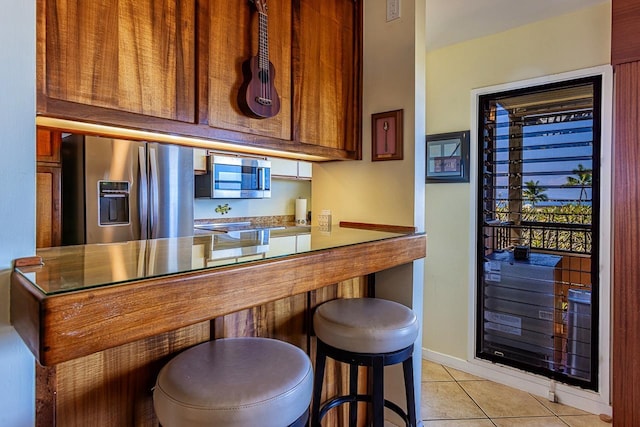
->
xmin=153 ymin=337 xmax=313 ymax=427
xmin=311 ymin=298 xmax=419 ymax=427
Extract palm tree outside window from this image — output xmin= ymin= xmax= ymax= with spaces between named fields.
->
xmin=523 ymin=180 xmax=549 ymax=207
xmin=565 ymin=164 xmax=593 ymax=206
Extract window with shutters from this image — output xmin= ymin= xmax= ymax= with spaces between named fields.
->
xmin=476 ymin=76 xmax=601 ymax=390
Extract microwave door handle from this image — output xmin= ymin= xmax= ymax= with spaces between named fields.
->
xmin=138 ymin=146 xmax=148 ymax=240
xmin=149 ymin=146 xmax=160 ymax=238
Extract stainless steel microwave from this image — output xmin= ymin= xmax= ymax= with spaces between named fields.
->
xmin=195 ymin=154 xmax=271 ymax=199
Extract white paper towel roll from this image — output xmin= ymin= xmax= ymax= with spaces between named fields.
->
xmin=295 ymin=198 xmax=307 ymax=225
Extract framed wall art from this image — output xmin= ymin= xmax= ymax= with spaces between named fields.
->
xmin=372 ymin=109 xmax=403 ymax=161
xmin=426 ymin=130 xmax=470 ymax=183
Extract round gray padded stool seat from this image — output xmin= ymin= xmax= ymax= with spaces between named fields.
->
xmin=153 ymin=337 xmax=313 ymax=427
xmin=312 ymin=298 xmax=420 ymax=427
xmin=314 ymin=297 xmax=419 ymax=354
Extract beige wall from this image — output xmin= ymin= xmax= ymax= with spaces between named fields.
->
xmin=312 ymin=0 xmax=425 ymax=229
xmin=423 ymin=2 xmax=611 ymax=359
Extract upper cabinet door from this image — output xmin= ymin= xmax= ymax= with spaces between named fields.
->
xmin=40 ymin=0 xmax=196 ymax=122
xmin=205 ymin=0 xmax=292 ymax=140
xmin=293 ymin=0 xmax=362 ymax=155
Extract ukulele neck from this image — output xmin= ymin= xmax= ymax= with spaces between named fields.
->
xmin=258 ymin=11 xmax=269 ymax=72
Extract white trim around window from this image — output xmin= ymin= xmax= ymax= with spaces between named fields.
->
xmin=458 ymin=65 xmax=613 ymax=416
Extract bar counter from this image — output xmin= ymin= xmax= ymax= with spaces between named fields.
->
xmin=11 ymin=223 xmax=426 ymax=366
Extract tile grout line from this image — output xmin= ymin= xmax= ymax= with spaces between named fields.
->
xmin=421 ymin=364 xmax=489 ymax=424
xmin=440 ymin=364 xmax=569 ymax=426
xmin=429 ymin=364 xmax=607 ymax=426
xmin=526 ymin=392 xmax=573 ymax=426
xmin=441 ymin=364 xmax=495 ymax=424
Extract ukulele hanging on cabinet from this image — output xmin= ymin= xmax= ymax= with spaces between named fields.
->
xmin=238 ymin=0 xmax=280 ymax=119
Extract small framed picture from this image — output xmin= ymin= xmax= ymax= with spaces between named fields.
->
xmin=426 ymin=130 xmax=470 ymax=183
xmin=372 ymin=109 xmax=403 ymax=161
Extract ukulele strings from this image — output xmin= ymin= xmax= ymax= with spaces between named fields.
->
xmin=259 ymin=11 xmax=270 ymax=103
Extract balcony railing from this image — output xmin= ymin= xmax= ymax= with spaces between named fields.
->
xmin=488 ymin=221 xmax=591 ymax=255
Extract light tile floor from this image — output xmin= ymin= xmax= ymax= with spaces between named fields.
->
xmin=420 ymin=360 xmax=611 ymax=427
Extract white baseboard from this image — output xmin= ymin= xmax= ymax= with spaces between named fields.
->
xmin=423 ymin=348 xmax=612 ymax=417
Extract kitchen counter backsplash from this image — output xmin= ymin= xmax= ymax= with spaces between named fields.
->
xmin=195 ymin=215 xmax=300 ymax=228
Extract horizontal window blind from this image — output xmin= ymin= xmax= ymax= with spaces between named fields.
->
xmin=476 ymin=76 xmax=601 ymax=391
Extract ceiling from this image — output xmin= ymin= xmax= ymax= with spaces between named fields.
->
xmin=425 ymin=0 xmax=609 ymax=51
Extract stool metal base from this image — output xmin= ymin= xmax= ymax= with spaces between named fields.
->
xmin=311 ymin=340 xmax=417 ymax=427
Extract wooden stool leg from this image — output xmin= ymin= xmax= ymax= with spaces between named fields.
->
xmin=349 ymin=363 xmax=358 ymax=427
xmin=372 ymin=356 xmax=384 ymax=427
xmin=402 ymin=356 xmax=417 ymax=427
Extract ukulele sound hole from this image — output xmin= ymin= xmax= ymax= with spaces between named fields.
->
xmin=258 ymin=69 xmax=269 ymax=84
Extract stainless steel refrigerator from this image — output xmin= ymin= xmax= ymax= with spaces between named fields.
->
xmin=62 ymin=135 xmax=194 ymax=245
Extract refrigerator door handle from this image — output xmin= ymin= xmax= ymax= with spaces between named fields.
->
xmin=149 ymin=146 xmax=160 ymax=239
xmin=138 ymin=146 xmax=149 ymax=240
xmin=258 ymin=167 xmax=266 ymax=190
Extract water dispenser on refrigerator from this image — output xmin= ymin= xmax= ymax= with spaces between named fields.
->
xmin=98 ymin=181 xmax=130 ymax=226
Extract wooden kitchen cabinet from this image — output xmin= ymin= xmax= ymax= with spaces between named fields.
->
xmin=38 ymin=0 xmax=196 ymax=122
xmin=37 ymin=0 xmax=362 ymax=160
xmin=36 ymin=129 xmax=62 ymax=248
xmin=36 ymin=128 xmax=61 ymax=162
xmin=36 ymin=166 xmax=62 ymax=248
xmin=293 ymin=0 xmax=362 ymax=157
xmin=612 ymin=0 xmax=640 ymax=65
xmin=205 ymin=0 xmax=292 ymax=141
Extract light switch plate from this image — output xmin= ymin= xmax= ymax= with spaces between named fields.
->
xmin=386 ymin=0 xmax=400 ymax=21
